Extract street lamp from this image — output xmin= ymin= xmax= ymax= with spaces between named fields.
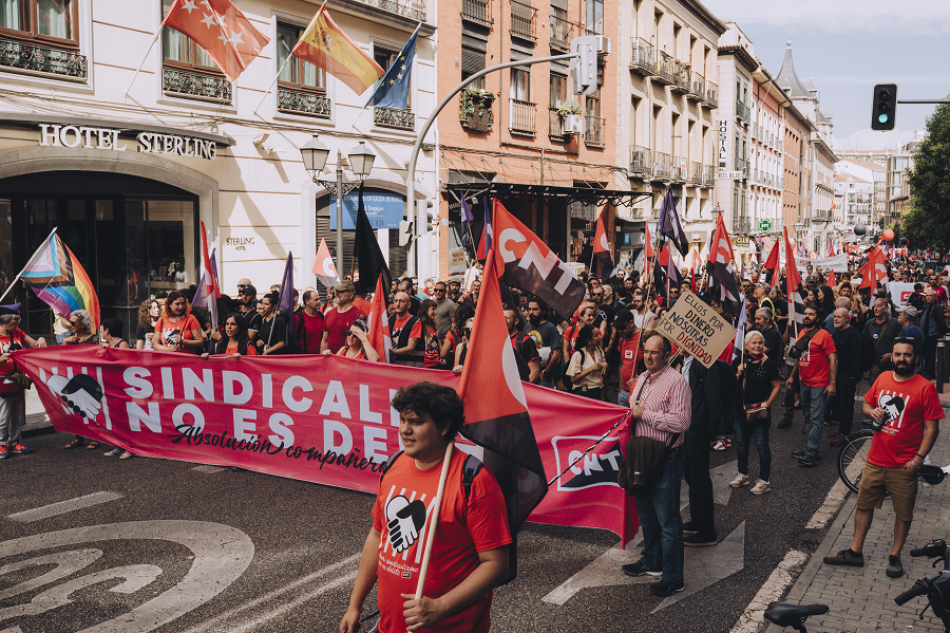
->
xmin=300 ymin=135 xmax=376 ymax=273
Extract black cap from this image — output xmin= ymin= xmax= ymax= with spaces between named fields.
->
xmin=614 ymin=310 xmax=634 ymax=326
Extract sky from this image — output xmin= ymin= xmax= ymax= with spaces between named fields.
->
xmin=701 ymin=0 xmax=950 ymax=150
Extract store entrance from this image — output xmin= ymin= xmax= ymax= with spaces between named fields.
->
xmin=0 ymin=171 xmax=199 ymax=342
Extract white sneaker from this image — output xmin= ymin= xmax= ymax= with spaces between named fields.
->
xmin=103 ymin=448 xmax=121 ymax=457
xmin=751 ymin=480 xmax=771 ymax=495
xmin=712 ymin=439 xmax=727 ymax=451
xmin=729 ymin=472 xmax=750 ymax=488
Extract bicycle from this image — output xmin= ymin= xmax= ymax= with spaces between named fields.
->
xmin=765 ymin=538 xmax=950 ymax=632
xmin=836 ymin=429 xmax=948 ymax=494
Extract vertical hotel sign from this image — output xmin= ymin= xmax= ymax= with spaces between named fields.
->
xmin=718 ymin=119 xmax=728 ymax=168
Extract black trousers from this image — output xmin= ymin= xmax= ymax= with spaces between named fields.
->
xmin=828 ymin=375 xmax=857 ymax=436
xmin=924 ymin=335 xmax=938 ymax=379
xmin=782 ymin=372 xmax=800 ymax=420
xmin=683 ymin=424 xmax=715 ymax=534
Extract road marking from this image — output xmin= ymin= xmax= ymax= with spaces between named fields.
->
xmin=179 ymin=553 xmax=361 ymax=633
xmin=192 ymin=465 xmax=226 ymax=474
xmin=805 ymin=479 xmax=850 ymax=530
xmin=7 ymin=492 xmax=124 ymax=523
xmin=0 ymin=549 xmax=103 ymax=600
xmin=229 ymin=570 xmax=358 ymax=633
xmin=729 ymin=550 xmax=808 ymax=633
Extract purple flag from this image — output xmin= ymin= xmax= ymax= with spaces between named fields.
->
xmin=276 ymin=252 xmax=295 ymax=351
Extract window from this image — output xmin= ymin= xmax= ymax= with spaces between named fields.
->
xmin=461 ymin=43 xmax=486 ymax=89
xmin=162 ymin=0 xmax=218 ymax=74
xmin=549 ymin=73 xmax=566 ymax=108
xmin=278 ymin=23 xmax=326 ymax=92
xmin=511 ymin=68 xmax=530 ymax=101
xmin=585 ymin=0 xmax=602 ymax=35
xmin=0 ymin=0 xmax=79 ymax=47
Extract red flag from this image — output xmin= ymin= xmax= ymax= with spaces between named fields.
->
xmin=707 ymin=213 xmax=741 ymax=316
xmin=459 ymin=244 xmax=547 ymax=536
xmin=708 ymin=213 xmax=736 ymax=266
xmin=643 ymin=223 xmax=655 ymax=258
xmin=367 ymin=274 xmax=391 ymax=363
xmin=827 ymin=270 xmax=835 ymax=288
xmin=593 ymin=212 xmax=614 ymax=275
xmin=859 ymin=247 xmax=887 ymax=290
xmin=763 ymin=239 xmax=781 ymax=287
xmin=162 ymin=0 xmax=269 ymax=83
xmin=690 ymin=268 xmax=697 ymax=294
xmin=783 ymin=227 xmax=802 ymax=294
xmin=658 ymin=244 xmax=670 ymax=267
xmin=199 ymin=220 xmax=221 ymax=330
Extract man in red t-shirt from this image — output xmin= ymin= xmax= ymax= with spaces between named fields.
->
xmin=391 ymin=292 xmax=424 ymax=367
xmin=824 ymin=339 xmax=942 ymax=578
xmin=787 ymin=306 xmax=837 ymax=467
xmin=322 ymin=281 xmax=365 ymax=354
xmin=614 ymin=311 xmax=642 ymax=408
xmin=339 ymin=382 xmax=511 ymax=633
xmin=296 ymin=290 xmax=325 ymax=354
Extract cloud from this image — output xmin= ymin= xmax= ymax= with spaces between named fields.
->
xmin=702 ymin=0 xmax=950 ymax=35
xmin=833 ymin=129 xmax=917 ymax=151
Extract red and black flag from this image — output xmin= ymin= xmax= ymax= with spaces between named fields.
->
xmin=707 ymin=212 xmax=742 ymax=318
xmin=492 ymin=200 xmax=585 ymax=319
xmin=763 ymin=239 xmax=781 ymax=287
xmin=459 ymin=242 xmax=547 ymax=578
xmin=592 ymin=211 xmax=614 ymax=278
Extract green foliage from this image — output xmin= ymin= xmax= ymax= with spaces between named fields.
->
xmin=904 ymin=100 xmax=950 ymax=252
xmin=555 ymin=99 xmax=583 ymax=116
xmin=459 ymin=88 xmax=495 ymax=118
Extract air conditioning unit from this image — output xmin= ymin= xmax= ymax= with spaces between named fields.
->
xmin=562 ymin=114 xmax=584 ymax=135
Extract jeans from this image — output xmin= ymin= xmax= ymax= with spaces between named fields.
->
xmin=735 ymin=409 xmax=772 ymax=481
xmin=782 ymin=372 xmax=800 ymax=420
xmin=618 ymin=388 xmax=630 ymax=409
xmin=0 ymin=395 xmax=21 ymax=444
xmin=635 ymin=446 xmax=685 ymax=584
xmin=55 ymin=332 xmax=68 ymax=345
xmin=717 ymin=410 xmax=735 ymax=440
xmin=801 ymin=384 xmax=828 ymax=460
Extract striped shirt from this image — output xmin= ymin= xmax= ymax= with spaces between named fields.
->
xmin=629 ymin=365 xmax=692 ymax=448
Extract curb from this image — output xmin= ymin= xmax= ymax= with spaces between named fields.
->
xmin=763 ymin=493 xmax=858 ymax=633
xmin=22 ymin=422 xmax=57 ymax=439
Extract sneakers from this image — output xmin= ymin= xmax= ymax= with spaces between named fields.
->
xmin=621 ymin=560 xmax=663 ymax=577
xmin=750 ymin=479 xmax=771 ymax=495
xmin=104 ymin=448 xmax=122 ymax=457
xmin=650 ymin=579 xmax=685 ymax=597
xmin=119 ymin=451 xmax=133 ymax=460
xmin=684 ymin=532 xmax=718 ymax=547
xmin=830 ymin=436 xmax=847 ymax=448
xmin=798 ymin=456 xmax=819 ymax=467
xmin=886 ymin=555 xmax=903 ymax=578
xmin=0 ymin=445 xmax=8 ymax=460
xmin=723 ymin=439 xmax=733 ymax=448
xmin=790 ymin=449 xmax=806 ymax=459
xmin=729 ymin=472 xmax=751 ymax=488
xmin=824 ymin=548 xmax=864 ymax=567
xmin=681 ymin=520 xmax=700 ymax=535
xmin=712 ymin=439 xmax=727 ymax=451
xmin=10 ymin=443 xmax=33 ymax=455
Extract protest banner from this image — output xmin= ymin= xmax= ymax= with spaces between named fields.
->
xmin=889 ymin=282 xmax=916 ymax=307
xmin=778 ymin=253 xmax=848 ymax=273
xmin=654 ymin=290 xmax=737 ymax=367
xmin=14 ymin=347 xmax=637 ymax=544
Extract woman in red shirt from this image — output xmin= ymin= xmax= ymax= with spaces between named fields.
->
xmin=152 ymin=291 xmax=206 ymax=354
xmin=202 ymin=313 xmax=257 ymax=359
xmin=323 ymin=318 xmax=379 ymax=362
xmin=0 ymin=307 xmax=46 ymax=459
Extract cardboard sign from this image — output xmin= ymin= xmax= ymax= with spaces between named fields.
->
xmin=450 ymin=248 xmax=467 ymax=268
xmin=655 ymin=290 xmax=738 ymax=367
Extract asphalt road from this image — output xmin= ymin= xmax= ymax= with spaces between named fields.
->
xmin=1 ymin=390 xmax=859 ymax=633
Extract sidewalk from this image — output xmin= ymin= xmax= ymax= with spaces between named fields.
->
xmin=21 ymin=385 xmax=55 ymax=439
xmin=765 ymin=411 xmax=950 ymax=633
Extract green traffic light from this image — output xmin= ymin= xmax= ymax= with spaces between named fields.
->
xmin=878 ymin=113 xmax=890 ymax=123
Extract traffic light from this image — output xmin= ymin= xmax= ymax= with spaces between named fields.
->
xmin=871 ymin=84 xmax=897 ymax=131
xmin=398 ymin=220 xmax=413 ymax=246
xmin=570 ymin=36 xmax=600 ymax=95
xmin=416 ymin=200 xmax=435 ymax=236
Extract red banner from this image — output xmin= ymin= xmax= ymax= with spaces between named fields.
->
xmin=14 ymin=348 xmax=636 ymax=542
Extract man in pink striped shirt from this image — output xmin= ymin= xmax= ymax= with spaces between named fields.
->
xmin=620 ymin=332 xmax=692 ymax=597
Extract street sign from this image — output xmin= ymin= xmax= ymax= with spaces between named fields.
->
xmin=758 ymin=219 xmax=772 ymax=232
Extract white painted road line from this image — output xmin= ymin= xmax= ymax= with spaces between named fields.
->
xmin=229 ymin=570 xmax=359 ymax=633
xmin=192 ymin=465 xmax=227 ymax=474
xmin=7 ymin=492 xmax=124 ymax=523
xmin=729 ymin=550 xmax=808 ymax=633
xmin=805 ymin=479 xmax=851 ymax=530
xmin=180 ymin=553 xmax=361 ymax=633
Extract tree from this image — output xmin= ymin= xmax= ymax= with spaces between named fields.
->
xmin=904 ymin=100 xmax=950 ymax=253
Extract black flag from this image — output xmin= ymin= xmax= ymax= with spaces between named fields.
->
xmin=353 ymin=183 xmax=392 ymax=294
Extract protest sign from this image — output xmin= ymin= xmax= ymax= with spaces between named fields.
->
xmin=450 ymin=248 xmax=467 ymax=268
xmin=889 ymin=282 xmax=916 ymax=307
xmin=654 ymin=290 xmax=738 ymax=367
xmin=15 ymin=347 xmax=637 ymax=544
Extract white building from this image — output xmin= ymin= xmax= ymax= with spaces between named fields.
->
xmin=836 ymin=159 xmax=886 ymax=228
xmin=834 ymin=172 xmax=873 ymax=229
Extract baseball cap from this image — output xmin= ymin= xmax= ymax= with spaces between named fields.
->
xmin=614 ymin=310 xmax=634 ymax=326
xmin=335 ymin=280 xmax=356 ymax=293
xmin=806 ymin=275 xmax=816 ymax=282
xmin=897 ymin=305 xmax=918 ymax=317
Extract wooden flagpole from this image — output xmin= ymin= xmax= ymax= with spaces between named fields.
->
xmin=0 ymin=226 xmax=58 ymax=304
xmin=414 ymin=440 xmax=455 ymax=598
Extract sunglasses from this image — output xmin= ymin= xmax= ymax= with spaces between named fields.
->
xmin=346 ymin=332 xmax=359 ymax=338
xmin=69 ymin=320 xmax=80 ymax=326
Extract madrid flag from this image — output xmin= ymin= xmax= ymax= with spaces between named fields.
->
xmin=162 ymin=0 xmax=269 ymax=83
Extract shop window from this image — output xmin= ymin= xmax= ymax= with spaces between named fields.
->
xmin=276 ymin=22 xmax=329 ymax=117
xmin=161 ymin=0 xmax=231 ymax=103
xmin=0 ymin=0 xmax=79 ymax=47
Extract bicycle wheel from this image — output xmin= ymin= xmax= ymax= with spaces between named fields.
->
xmin=837 ymin=429 xmax=874 ymax=494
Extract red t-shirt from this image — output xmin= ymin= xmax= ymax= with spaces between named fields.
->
xmin=0 ymin=328 xmax=25 ymax=376
xmin=619 ymin=333 xmax=643 ymax=387
xmin=353 ymin=298 xmax=373 ymax=315
xmin=421 ymin=323 xmax=441 ymax=368
xmin=297 ymin=311 xmax=325 ymax=354
xmin=156 ymin=315 xmax=202 ymax=354
xmin=325 ymin=305 xmax=365 ymax=353
xmin=865 ymin=372 xmax=944 ymax=468
xmin=797 ymin=328 xmax=836 ymax=387
xmin=373 ymin=451 xmax=511 ymax=633
xmin=224 ymin=342 xmax=257 ymax=356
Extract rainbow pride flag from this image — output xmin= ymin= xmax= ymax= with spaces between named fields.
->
xmin=20 ymin=231 xmax=100 ymax=328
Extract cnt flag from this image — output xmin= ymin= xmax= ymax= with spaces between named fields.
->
xmin=312 ymin=238 xmax=340 ymax=289
xmin=763 ymin=239 xmax=781 ymax=287
xmin=162 ymin=0 xmax=269 ymax=83
xmin=19 ymin=230 xmax=100 ymax=328
xmin=491 ymin=199 xmax=585 ymax=319
xmin=291 ymin=5 xmax=384 ymax=95
xmin=592 ymin=211 xmax=614 ymax=276
xmin=364 ymin=25 xmax=418 ymax=110
xmin=459 ymin=242 xmax=547 ymax=580
xmin=783 ymin=227 xmax=805 ymax=336
xmin=367 ymin=273 xmax=391 ymax=363
xmin=707 ymin=212 xmax=741 ymax=318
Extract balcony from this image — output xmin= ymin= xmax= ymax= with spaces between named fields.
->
xmin=813 ymin=210 xmax=833 ymax=222
xmin=629 ymin=38 xmax=655 ymax=76
xmin=164 ymin=69 xmax=232 ymax=104
xmin=672 ymin=63 xmax=690 ymax=93
xmin=510 ymin=99 xmax=536 ymax=135
xmin=355 ymin=0 xmax=427 ymax=21
xmin=0 ymin=37 xmax=87 ymax=79
xmin=704 ymin=81 xmax=718 ymax=109
xmin=461 ymin=0 xmax=492 ymax=25
xmin=550 ymin=15 xmax=574 ymax=52
xmin=670 ymin=157 xmax=685 ymax=182
xmin=689 ymin=72 xmax=705 ymax=101
xmin=374 ymin=106 xmax=415 ymax=130
xmin=654 ymin=51 xmax=676 ymax=85
xmin=702 ymin=164 xmax=715 ymax=187
xmin=629 ymin=146 xmax=651 ymax=177
xmin=510 ymin=0 xmax=537 ymax=41
xmin=585 ymin=115 xmax=605 ymax=147
xmin=689 ymin=161 xmax=702 ymax=185
xmin=653 ymin=152 xmax=671 ymax=181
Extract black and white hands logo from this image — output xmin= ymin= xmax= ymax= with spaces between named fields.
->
xmin=47 ymin=374 xmax=103 ymax=419
xmin=385 ymin=496 xmax=427 ymax=554
xmin=879 ymin=393 xmax=906 ymax=427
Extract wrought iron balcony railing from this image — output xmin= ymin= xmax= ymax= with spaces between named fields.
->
xmin=164 ymin=69 xmax=232 ymax=103
xmin=510 ymin=0 xmax=537 ymax=41
xmin=670 ymin=157 xmax=686 ymax=182
xmin=702 ymin=164 xmax=715 ymax=186
xmin=0 ymin=37 xmax=87 ymax=79
xmin=704 ymin=81 xmax=718 ymax=109
xmin=629 ymin=38 xmax=654 ymax=76
xmin=356 ymin=0 xmax=427 ymax=21
xmin=462 ymin=0 xmax=492 ymax=25
xmin=672 ymin=63 xmax=690 ymax=93
xmin=510 ymin=99 xmax=536 ymax=135
xmin=584 ymin=115 xmax=604 ymax=147
xmin=278 ymin=88 xmax=331 ymax=117
xmin=690 ymin=72 xmax=705 ymax=100
xmin=689 ymin=161 xmax=702 ymax=185
xmin=374 ymin=106 xmax=415 ymax=130
xmin=654 ymin=51 xmax=676 ymax=85
xmin=629 ymin=146 xmax=651 ymax=176
xmin=549 ymin=15 xmax=574 ymax=51
xmin=653 ymin=152 xmax=671 ymax=181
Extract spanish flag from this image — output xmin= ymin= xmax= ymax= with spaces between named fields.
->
xmin=292 ymin=6 xmax=384 ymax=95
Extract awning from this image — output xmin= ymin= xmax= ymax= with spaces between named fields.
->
xmin=444 ymin=182 xmax=653 ymax=208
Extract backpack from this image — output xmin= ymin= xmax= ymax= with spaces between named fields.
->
xmin=380 ymin=450 xmax=484 ymax=501
xmin=713 ymin=359 xmax=736 ymax=416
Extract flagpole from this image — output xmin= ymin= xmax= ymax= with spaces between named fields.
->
xmin=124 ymin=29 xmax=162 ymax=97
xmin=0 ymin=226 xmax=58 ymax=305
xmin=414 ymin=440 xmax=455 ymax=599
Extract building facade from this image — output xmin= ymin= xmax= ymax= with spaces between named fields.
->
xmin=886 ymin=130 xmax=926 ymax=224
xmin=834 ymin=172 xmax=873 ymax=229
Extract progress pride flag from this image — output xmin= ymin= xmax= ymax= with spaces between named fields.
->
xmin=15 ymin=347 xmax=635 ymax=542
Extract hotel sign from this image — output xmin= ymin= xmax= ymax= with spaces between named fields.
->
xmin=39 ymin=123 xmax=217 ymax=159
xmin=718 ymin=119 xmax=729 ymax=168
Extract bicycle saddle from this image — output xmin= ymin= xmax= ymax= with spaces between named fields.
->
xmin=764 ymin=602 xmax=829 ymax=626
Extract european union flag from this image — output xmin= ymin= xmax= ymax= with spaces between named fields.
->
xmin=364 ymin=26 xmax=418 ymax=110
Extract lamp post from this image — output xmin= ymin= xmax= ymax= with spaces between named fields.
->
xmin=300 ymin=135 xmax=376 ymax=272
